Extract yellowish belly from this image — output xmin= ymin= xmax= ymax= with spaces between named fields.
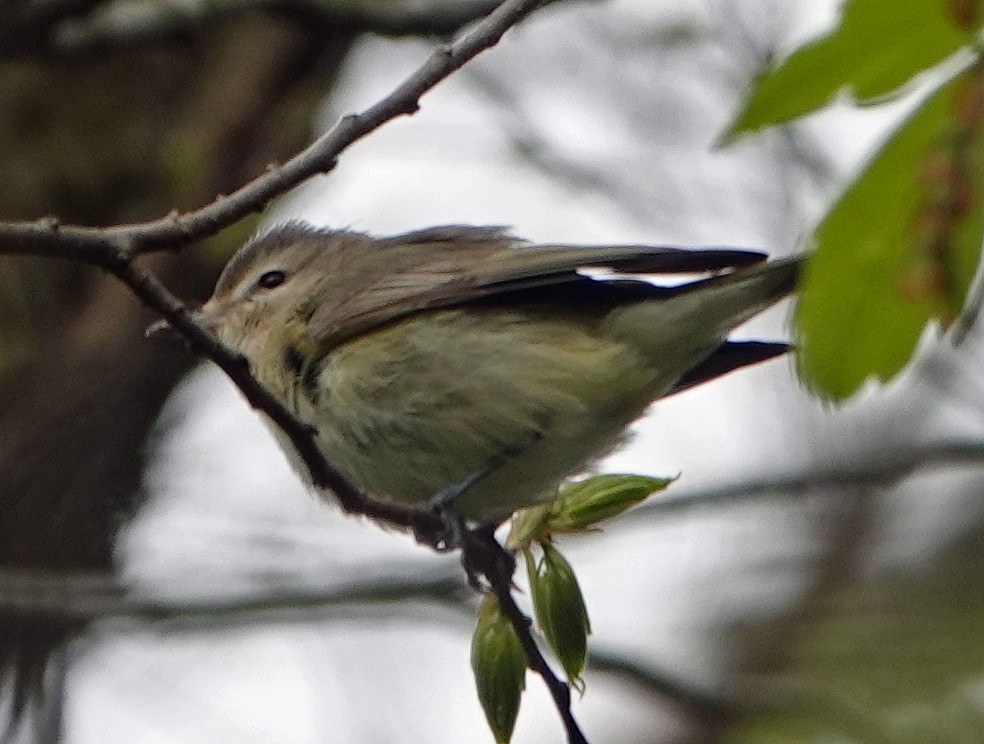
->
xmin=289 ymin=307 xmax=669 ymax=522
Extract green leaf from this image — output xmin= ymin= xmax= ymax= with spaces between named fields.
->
xmin=471 ymin=596 xmax=527 ymax=744
xmin=526 ymin=543 xmax=591 ymax=687
xmin=508 ymin=474 xmax=672 ymax=549
xmin=725 ymin=0 xmax=979 ymax=139
xmin=796 ymin=64 xmax=984 ymax=399
xmin=546 ymin=474 xmax=673 ymax=533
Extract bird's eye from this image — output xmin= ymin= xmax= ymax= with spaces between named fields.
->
xmin=256 ymin=270 xmax=287 ymax=290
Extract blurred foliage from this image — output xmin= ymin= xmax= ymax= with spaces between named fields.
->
xmin=727 ymin=529 xmax=984 ymax=743
xmin=0 ymin=5 xmax=355 ymax=738
xmin=728 ymin=0 xmax=984 ymax=399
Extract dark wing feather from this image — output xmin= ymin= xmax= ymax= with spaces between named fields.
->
xmin=304 ymin=225 xmax=768 ymax=351
xmin=669 ymin=341 xmax=791 ymax=396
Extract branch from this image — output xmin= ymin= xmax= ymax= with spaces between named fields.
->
xmin=0 ymin=567 xmax=465 ymax=627
xmin=0 ymin=0 xmax=552 ymax=260
xmin=2 ymin=0 xmax=561 ymax=58
xmin=0 ymin=1 xmax=590 ymax=738
xmin=0 ymin=1 xmax=552 ymax=525
xmin=40 ymin=0 xmax=521 ymax=57
xmin=0 ymin=0 xmax=554 ymax=537
xmin=464 ymin=530 xmax=589 ymax=744
xmin=0 ymin=564 xmax=730 ymax=730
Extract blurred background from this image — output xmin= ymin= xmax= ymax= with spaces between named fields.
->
xmin=2 ymin=0 xmax=984 ymax=742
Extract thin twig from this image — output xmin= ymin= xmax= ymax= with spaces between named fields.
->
xmin=0 ymin=0 xmax=552 ymax=259
xmin=36 ymin=0 xmax=518 ymax=57
xmin=0 ymin=567 xmax=465 ymax=624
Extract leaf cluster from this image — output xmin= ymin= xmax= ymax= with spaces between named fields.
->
xmin=729 ymin=0 xmax=984 ymax=399
xmin=471 ymin=475 xmax=671 ymax=742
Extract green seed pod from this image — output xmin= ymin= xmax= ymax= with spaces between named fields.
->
xmin=471 ymin=595 xmax=527 ymax=743
xmin=548 ymin=474 xmax=674 ymax=533
xmin=526 ymin=543 xmax=591 ymax=686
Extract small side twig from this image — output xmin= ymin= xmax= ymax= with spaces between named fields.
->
xmin=0 ymin=0 xmax=551 ymax=259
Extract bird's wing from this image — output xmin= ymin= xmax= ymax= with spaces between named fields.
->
xmin=303 ymin=225 xmax=768 ymax=351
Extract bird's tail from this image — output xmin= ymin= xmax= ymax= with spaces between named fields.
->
xmin=602 ymin=255 xmax=802 ymax=362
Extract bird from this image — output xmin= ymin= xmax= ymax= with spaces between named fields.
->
xmin=189 ymin=222 xmax=799 ymax=526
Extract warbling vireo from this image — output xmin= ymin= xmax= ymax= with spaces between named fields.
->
xmin=192 ymin=223 xmax=799 ymax=524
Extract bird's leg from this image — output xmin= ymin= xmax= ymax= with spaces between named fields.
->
xmin=460 ymin=523 xmax=516 ymax=592
xmin=416 ymin=429 xmax=542 ymax=558
xmin=429 ymin=428 xmax=542 ymax=515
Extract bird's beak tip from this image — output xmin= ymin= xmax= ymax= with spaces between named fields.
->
xmin=147 ymin=300 xmax=222 ymax=343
